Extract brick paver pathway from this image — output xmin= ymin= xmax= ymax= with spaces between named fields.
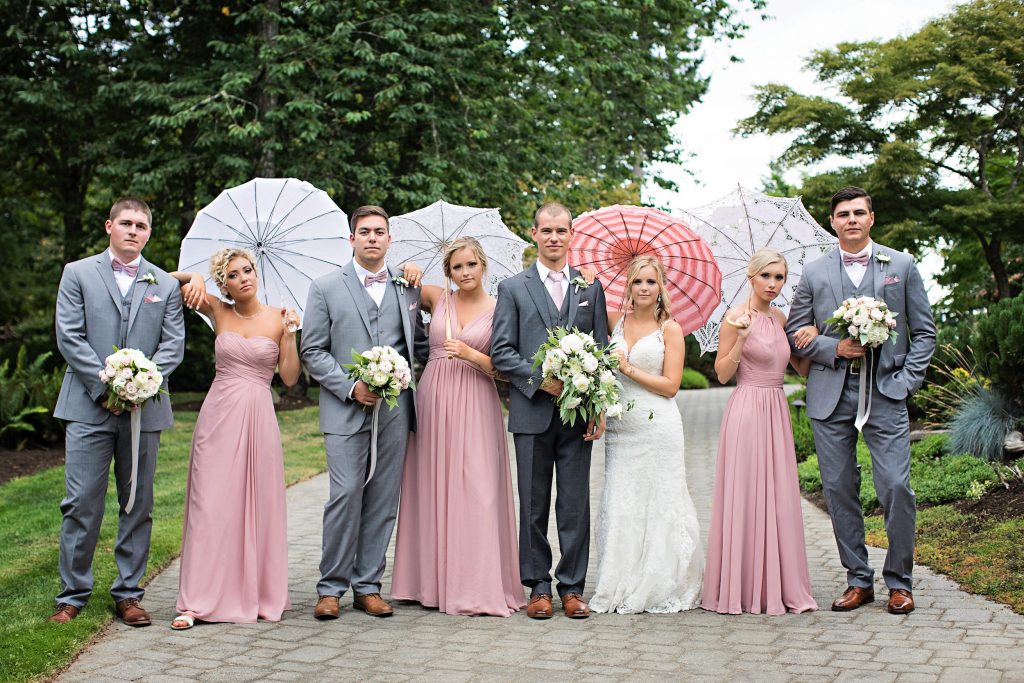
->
xmin=58 ymin=387 xmax=1024 ymax=682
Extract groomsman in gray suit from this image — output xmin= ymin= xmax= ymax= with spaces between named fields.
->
xmin=491 ymin=202 xmax=609 ymax=620
xmin=301 ymin=205 xmax=426 ymax=620
xmin=50 ymin=197 xmax=185 ymax=625
xmin=787 ymin=186 xmax=935 ymax=614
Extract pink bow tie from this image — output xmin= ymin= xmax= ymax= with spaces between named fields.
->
xmin=363 ymin=271 xmax=388 ymax=287
xmin=111 ymin=258 xmax=139 ymax=277
xmin=842 ymin=251 xmax=869 ymax=266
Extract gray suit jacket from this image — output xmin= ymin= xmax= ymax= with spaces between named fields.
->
xmin=301 ymin=262 xmax=427 ymax=435
xmin=786 ymin=242 xmax=936 ymax=421
xmin=491 ymin=265 xmax=609 ymax=434
xmin=54 ymin=252 xmax=185 ymax=431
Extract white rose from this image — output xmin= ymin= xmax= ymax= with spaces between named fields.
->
xmin=852 ymin=313 xmax=869 ymax=327
xmin=600 ymin=370 xmax=614 ymax=384
xmin=559 ymin=334 xmax=584 ymax=354
xmin=581 ymin=353 xmax=598 ymax=373
xmin=372 ymin=372 xmax=389 ymax=386
xmin=833 ymin=305 xmax=847 ymax=319
xmin=572 ymin=374 xmax=590 ymax=392
xmin=870 ymin=308 xmax=884 ymax=321
xmin=379 ymin=359 xmax=393 ymax=373
xmin=847 ymin=325 xmax=859 ymax=338
xmin=564 ymin=396 xmax=582 ymax=410
xmin=606 ymin=403 xmax=623 ymax=418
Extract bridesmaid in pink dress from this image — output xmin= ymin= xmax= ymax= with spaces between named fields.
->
xmin=391 ymin=237 xmax=526 ymax=616
xmin=167 ymin=248 xmax=301 ymax=629
xmin=701 ymin=248 xmax=819 ymax=615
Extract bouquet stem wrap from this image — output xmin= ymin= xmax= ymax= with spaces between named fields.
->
xmin=854 ymin=351 xmax=874 ymax=433
xmin=366 ymin=398 xmax=382 ymax=486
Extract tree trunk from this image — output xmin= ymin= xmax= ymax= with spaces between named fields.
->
xmin=255 ymin=0 xmax=280 ymax=178
xmin=978 ymin=235 xmax=1012 ymax=300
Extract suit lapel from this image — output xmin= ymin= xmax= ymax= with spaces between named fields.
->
xmin=95 ymin=253 xmax=123 ymax=309
xmin=524 ymin=265 xmax=555 ymax=328
xmin=826 ymin=249 xmax=844 ymax=310
xmin=126 ymin=257 xmax=150 ymax=335
xmin=342 ymin=262 xmax=373 ymax=336
xmin=388 ymin=265 xmax=414 ymax=354
xmin=566 ymin=267 xmax=580 ymax=330
xmin=872 ymin=242 xmax=886 ymax=301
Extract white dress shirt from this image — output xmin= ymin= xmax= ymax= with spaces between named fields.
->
xmin=535 ymin=261 xmax=571 ymax=307
xmin=352 ymin=261 xmax=389 ymax=307
xmin=108 ymin=249 xmax=142 ymax=297
xmin=840 ymin=244 xmax=872 ymax=289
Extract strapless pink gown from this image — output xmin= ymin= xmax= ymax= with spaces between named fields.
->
xmin=702 ymin=313 xmax=817 ymax=615
xmin=391 ymin=296 xmax=525 ymax=616
xmin=176 ymin=332 xmax=291 ymax=622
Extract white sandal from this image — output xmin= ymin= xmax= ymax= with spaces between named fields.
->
xmin=170 ymin=613 xmax=195 ymax=630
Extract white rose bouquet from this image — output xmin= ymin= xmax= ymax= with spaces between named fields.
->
xmin=343 ymin=345 xmax=414 ymax=410
xmin=98 ymin=346 xmax=165 ymax=410
xmin=532 ymin=326 xmax=625 ymax=427
xmin=824 ymin=296 xmax=898 ymax=367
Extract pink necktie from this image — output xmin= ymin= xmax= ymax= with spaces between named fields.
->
xmin=841 ymin=250 xmax=869 ymax=266
xmin=111 ymin=258 xmax=139 ymax=277
xmin=364 ymin=271 xmax=388 ymax=287
xmin=546 ymin=271 xmax=564 ymax=307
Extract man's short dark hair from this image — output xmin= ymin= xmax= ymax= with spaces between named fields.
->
xmin=109 ymin=197 xmax=152 ymax=225
xmin=350 ymin=205 xmax=389 ymax=233
xmin=533 ymin=201 xmax=572 ymax=227
xmin=830 ymin=186 xmax=872 ymax=215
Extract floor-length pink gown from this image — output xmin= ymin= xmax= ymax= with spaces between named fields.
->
xmin=391 ymin=295 xmax=526 ymax=616
xmin=176 ymin=332 xmax=291 ymax=622
xmin=702 ymin=312 xmax=818 ymax=615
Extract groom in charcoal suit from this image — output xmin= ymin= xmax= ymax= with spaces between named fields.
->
xmin=50 ymin=197 xmax=185 ymax=626
xmin=787 ymin=186 xmax=935 ymax=614
xmin=301 ymin=205 xmax=427 ymax=620
xmin=491 ymin=202 xmax=609 ymax=620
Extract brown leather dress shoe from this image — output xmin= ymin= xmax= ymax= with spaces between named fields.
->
xmin=49 ymin=603 xmax=80 ymax=624
xmin=561 ymin=593 xmax=590 ymax=619
xmin=887 ymin=589 xmax=915 ymax=614
xmin=831 ymin=586 xmax=875 ymax=611
xmin=526 ymin=593 xmax=554 ymax=619
xmin=115 ymin=598 xmax=151 ymax=626
xmin=314 ymin=595 xmax=341 ymax=620
xmin=353 ymin=593 xmax=393 ymax=617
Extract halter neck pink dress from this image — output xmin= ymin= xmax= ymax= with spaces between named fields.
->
xmin=176 ymin=332 xmax=291 ymax=622
xmin=702 ymin=312 xmax=817 ymax=615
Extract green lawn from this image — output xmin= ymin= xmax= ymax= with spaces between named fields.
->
xmin=0 ymin=407 xmax=325 ymax=683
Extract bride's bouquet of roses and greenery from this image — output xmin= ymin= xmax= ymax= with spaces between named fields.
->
xmin=824 ymin=296 xmax=898 ymax=367
xmin=532 ymin=327 xmax=625 ymax=427
xmin=98 ymin=347 xmax=165 ymax=410
xmin=343 ymin=345 xmax=414 ymax=409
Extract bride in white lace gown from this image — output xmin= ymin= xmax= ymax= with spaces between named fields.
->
xmin=590 ymin=256 xmax=704 ymax=614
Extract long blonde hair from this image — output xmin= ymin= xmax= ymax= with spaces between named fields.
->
xmin=623 ymin=255 xmax=672 ymax=324
xmin=442 ymin=236 xmax=488 ymax=278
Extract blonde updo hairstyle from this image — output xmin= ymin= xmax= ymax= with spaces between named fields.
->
xmin=442 ymin=236 xmax=488 ymax=278
xmin=209 ymin=247 xmax=258 ymax=298
xmin=623 ymin=255 xmax=672 ymax=324
xmin=746 ymin=247 xmax=787 ymax=305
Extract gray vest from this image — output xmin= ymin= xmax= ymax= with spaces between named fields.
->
xmin=544 ymin=285 xmax=571 ymax=327
xmin=841 ymin=262 xmax=877 ymax=379
xmin=119 ymin=279 xmax=137 ymax=348
xmin=359 ymin=282 xmax=409 ymax=358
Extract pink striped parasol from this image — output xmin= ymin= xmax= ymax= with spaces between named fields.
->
xmin=570 ymin=205 xmax=722 ymax=334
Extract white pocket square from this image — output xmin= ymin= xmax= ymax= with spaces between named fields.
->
xmin=578 ymin=300 xmax=589 ymax=307
xmin=409 ymin=302 xmax=418 ymax=311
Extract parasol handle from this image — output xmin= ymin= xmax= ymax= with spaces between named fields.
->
xmin=444 ymin=277 xmax=452 ymax=340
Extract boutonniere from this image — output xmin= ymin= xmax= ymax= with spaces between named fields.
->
xmin=139 ymin=270 xmax=158 ymax=286
xmin=570 ymin=275 xmax=589 ymax=293
xmin=392 ymin=275 xmax=409 ymax=294
xmin=875 ymin=252 xmax=891 ymax=271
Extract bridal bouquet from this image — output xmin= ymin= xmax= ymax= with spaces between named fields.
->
xmin=98 ymin=347 xmax=164 ymax=410
xmin=824 ymin=296 xmax=898 ymax=366
xmin=532 ymin=327 xmax=625 ymax=427
xmin=343 ymin=345 xmax=414 ymax=409
xmin=98 ymin=347 xmax=164 ymax=514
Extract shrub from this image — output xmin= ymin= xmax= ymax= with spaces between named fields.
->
xmin=791 ymin=412 xmax=816 ymax=462
xmin=912 ymin=433 xmax=949 ymax=460
xmin=973 ymin=291 xmax=1024 ymax=401
xmin=0 ymin=346 xmax=64 ymax=449
xmin=680 ymin=367 xmax=709 ymax=390
xmin=948 ymin=386 xmax=1019 ymax=462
